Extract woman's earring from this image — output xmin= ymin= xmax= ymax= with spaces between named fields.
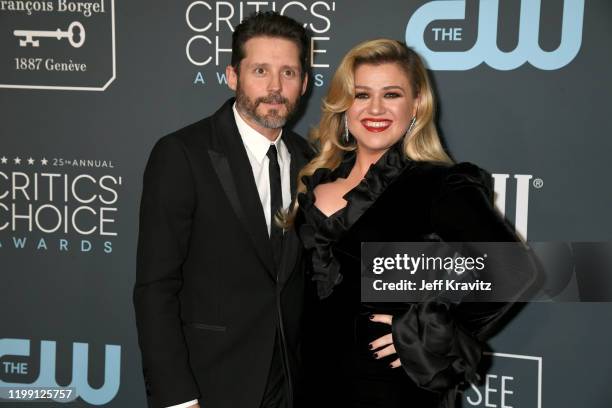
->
xmin=343 ymin=113 xmax=350 ymax=143
xmin=407 ymin=116 xmax=416 ymax=135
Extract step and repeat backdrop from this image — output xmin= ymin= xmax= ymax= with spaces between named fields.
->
xmin=1 ymin=0 xmax=611 ymax=407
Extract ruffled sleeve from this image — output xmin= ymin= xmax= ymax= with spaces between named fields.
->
xmin=391 ymin=299 xmax=482 ymax=392
xmin=392 ymin=162 xmax=538 ymax=399
xmin=430 ymin=162 xmax=514 ymax=243
xmin=431 ymin=163 xmax=537 ymax=339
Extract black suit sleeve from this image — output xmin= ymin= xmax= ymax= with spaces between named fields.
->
xmin=134 ymin=136 xmax=200 ymax=407
xmin=391 ymin=163 xmax=538 ymax=393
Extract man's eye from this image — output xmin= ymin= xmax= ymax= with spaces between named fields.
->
xmin=283 ymin=70 xmax=296 ymax=77
xmin=355 ymin=93 xmax=369 ymax=99
xmin=254 ymin=68 xmax=266 ymax=75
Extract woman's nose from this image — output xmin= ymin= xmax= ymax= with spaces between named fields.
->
xmin=367 ymin=96 xmax=385 ymax=115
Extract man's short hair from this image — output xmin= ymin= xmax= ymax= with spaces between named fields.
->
xmin=231 ymin=11 xmax=310 ymax=76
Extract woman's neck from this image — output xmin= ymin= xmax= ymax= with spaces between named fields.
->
xmin=350 ymin=148 xmax=387 ymax=180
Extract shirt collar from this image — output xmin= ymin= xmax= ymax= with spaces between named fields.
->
xmin=233 ymin=103 xmax=283 ymax=164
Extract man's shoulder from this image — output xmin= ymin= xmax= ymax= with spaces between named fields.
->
xmin=157 ymin=116 xmax=214 ymax=150
xmin=156 ymin=99 xmax=234 ymax=150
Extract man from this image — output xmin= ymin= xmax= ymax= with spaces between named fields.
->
xmin=134 ymin=12 xmax=312 ymax=408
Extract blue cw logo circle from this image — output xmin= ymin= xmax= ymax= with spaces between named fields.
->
xmin=406 ymin=0 xmax=585 ymax=71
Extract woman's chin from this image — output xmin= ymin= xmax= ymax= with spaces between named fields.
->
xmin=357 ymin=140 xmax=400 ymax=154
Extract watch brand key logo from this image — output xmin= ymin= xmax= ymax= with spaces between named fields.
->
xmin=405 ymin=0 xmax=585 ymax=71
xmin=14 ymin=21 xmax=86 ymax=48
xmin=0 ymin=0 xmax=116 ymax=91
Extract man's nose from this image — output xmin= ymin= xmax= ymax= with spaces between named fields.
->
xmin=268 ymin=72 xmax=282 ymax=92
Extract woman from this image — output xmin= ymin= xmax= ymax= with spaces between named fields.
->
xmin=288 ymin=39 xmax=536 ymax=407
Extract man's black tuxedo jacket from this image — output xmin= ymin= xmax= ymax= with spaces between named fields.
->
xmin=134 ymin=99 xmax=313 ymax=408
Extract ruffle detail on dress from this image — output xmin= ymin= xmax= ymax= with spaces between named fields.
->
xmin=296 ymin=142 xmax=412 ymax=299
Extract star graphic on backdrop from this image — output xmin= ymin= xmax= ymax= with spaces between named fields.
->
xmin=14 ymin=157 xmax=21 ymax=165
xmin=0 ymin=156 xmax=7 ymax=164
xmin=27 ymin=157 xmax=35 ymax=165
xmin=41 ymin=158 xmax=48 ymax=165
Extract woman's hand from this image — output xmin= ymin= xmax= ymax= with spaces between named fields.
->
xmin=369 ymin=314 xmax=402 ymax=368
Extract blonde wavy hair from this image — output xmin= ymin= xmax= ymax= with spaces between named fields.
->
xmin=282 ymin=38 xmax=452 ymax=227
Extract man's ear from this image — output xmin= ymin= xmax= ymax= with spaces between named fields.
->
xmin=226 ymin=65 xmax=238 ymax=91
xmin=301 ymin=72 xmax=309 ymax=95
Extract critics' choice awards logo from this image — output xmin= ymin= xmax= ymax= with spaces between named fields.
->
xmin=0 ymin=338 xmax=121 ymax=405
xmin=0 ymin=0 xmax=116 ymax=90
xmin=461 ymin=352 xmax=542 ymax=408
xmin=0 ymin=154 xmax=122 ymax=254
xmin=406 ymin=0 xmax=584 ymax=71
xmin=185 ymin=1 xmax=338 ymax=87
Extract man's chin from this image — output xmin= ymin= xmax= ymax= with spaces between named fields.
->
xmin=257 ymin=105 xmax=287 ymax=117
xmin=261 ymin=115 xmax=287 ymax=129
xmin=254 ymin=110 xmax=287 ymax=128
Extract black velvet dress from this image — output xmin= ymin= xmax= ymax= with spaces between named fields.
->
xmin=294 ymin=143 xmax=536 ymax=408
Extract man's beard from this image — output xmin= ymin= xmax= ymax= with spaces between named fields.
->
xmin=235 ymin=81 xmax=299 ymax=129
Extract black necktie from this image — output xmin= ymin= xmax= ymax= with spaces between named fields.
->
xmin=267 ymin=144 xmax=283 ymax=267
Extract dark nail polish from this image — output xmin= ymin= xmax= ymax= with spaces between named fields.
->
xmin=373 ymin=353 xmax=378 ymax=359
xmin=368 ymin=344 xmax=373 ymax=350
xmin=369 ymin=315 xmax=374 ymax=320
xmin=389 ymin=363 xmax=394 ymax=368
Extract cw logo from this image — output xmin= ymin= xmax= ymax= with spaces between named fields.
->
xmin=405 ymin=0 xmax=585 ymax=70
xmin=0 ymin=338 xmax=121 ymax=405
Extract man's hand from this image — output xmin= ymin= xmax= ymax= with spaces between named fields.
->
xmin=369 ymin=314 xmax=401 ymax=368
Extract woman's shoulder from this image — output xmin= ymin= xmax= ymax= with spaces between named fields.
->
xmin=409 ymin=160 xmax=493 ymax=196
xmin=443 ymin=162 xmax=491 ymax=190
xmin=410 ymin=159 xmax=489 ymax=178
xmin=383 ymin=161 xmax=493 ymax=209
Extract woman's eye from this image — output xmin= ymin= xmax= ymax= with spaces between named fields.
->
xmin=385 ymin=92 xmax=401 ymax=98
xmin=355 ymin=93 xmax=369 ymax=99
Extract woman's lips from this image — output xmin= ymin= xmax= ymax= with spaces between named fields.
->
xmin=361 ymin=119 xmax=392 ymax=132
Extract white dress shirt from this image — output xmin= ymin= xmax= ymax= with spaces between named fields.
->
xmin=166 ymin=104 xmax=292 ymax=408
xmin=167 ymin=400 xmax=200 ymax=408
xmin=233 ymin=102 xmax=292 ymax=235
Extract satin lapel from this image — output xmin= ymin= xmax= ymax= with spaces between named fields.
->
xmin=282 ymin=133 xmax=309 ymax=199
xmin=289 ymin=144 xmax=299 ymax=198
xmin=333 ymin=160 xmax=418 ymax=261
xmin=209 ymin=101 xmax=275 ymax=277
xmin=277 ymin=134 xmax=309 ymax=285
xmin=277 ymin=230 xmax=299 ymax=286
xmin=208 ymin=149 xmax=247 ymax=232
